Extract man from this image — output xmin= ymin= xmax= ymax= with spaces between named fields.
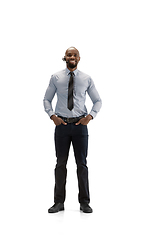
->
xmin=43 ymin=47 xmax=102 ymax=213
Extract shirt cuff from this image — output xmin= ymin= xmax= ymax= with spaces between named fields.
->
xmin=48 ymin=110 xmax=55 ymax=118
xmin=89 ymin=111 xmax=97 ymax=119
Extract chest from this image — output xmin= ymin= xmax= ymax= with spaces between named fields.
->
xmin=55 ymin=76 xmax=89 ymax=94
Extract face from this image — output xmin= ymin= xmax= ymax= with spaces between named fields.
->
xmin=65 ymin=48 xmax=80 ymax=70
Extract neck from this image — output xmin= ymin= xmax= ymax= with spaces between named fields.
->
xmin=67 ymin=65 xmax=77 ymax=72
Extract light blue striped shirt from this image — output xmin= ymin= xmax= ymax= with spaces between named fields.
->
xmin=43 ymin=68 xmax=102 ymax=119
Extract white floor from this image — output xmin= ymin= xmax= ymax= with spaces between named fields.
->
xmin=2 ymin=196 xmax=159 ymax=240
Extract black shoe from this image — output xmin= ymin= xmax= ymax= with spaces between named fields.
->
xmin=80 ymin=203 xmax=93 ymax=213
xmin=48 ymin=203 xmax=64 ymax=213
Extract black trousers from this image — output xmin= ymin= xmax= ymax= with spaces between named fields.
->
xmin=54 ymin=123 xmax=90 ymax=204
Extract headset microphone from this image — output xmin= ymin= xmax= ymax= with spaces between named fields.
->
xmin=62 ymin=57 xmax=69 ymax=63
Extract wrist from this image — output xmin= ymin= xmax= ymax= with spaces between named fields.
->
xmin=87 ymin=114 xmax=93 ymax=120
xmin=50 ymin=115 xmax=57 ymax=120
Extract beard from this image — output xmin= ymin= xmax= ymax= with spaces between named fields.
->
xmin=68 ymin=61 xmax=77 ymax=69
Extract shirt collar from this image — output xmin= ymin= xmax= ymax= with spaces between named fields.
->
xmin=66 ymin=68 xmax=78 ymax=76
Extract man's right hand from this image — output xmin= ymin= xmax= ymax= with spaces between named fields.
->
xmin=50 ymin=115 xmax=67 ymax=126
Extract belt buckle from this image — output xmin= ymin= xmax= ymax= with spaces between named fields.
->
xmin=66 ymin=118 xmax=71 ymax=123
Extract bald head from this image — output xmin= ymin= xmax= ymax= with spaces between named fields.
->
xmin=65 ymin=47 xmax=80 ymax=57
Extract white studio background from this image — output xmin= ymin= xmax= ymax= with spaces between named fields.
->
xmin=0 ymin=0 xmax=160 ymax=239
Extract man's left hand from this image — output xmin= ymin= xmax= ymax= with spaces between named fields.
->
xmin=75 ymin=115 xmax=93 ymax=126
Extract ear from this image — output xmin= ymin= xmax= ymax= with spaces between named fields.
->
xmin=62 ymin=57 xmax=66 ymax=61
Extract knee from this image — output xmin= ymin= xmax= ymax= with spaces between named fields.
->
xmin=56 ymin=157 xmax=68 ymax=168
xmin=77 ymin=163 xmax=88 ymax=171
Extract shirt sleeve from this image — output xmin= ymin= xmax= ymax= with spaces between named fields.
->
xmin=43 ymin=76 xmax=57 ymax=118
xmin=87 ymin=78 xmax=102 ymax=118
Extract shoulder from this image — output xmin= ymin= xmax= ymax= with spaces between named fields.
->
xmin=51 ymin=69 xmax=66 ymax=80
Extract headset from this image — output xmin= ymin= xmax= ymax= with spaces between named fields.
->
xmin=62 ymin=57 xmax=66 ymax=61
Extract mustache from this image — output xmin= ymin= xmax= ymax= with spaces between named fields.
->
xmin=62 ymin=59 xmax=77 ymax=64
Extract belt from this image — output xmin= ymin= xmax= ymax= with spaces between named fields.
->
xmin=58 ymin=115 xmax=85 ymax=123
